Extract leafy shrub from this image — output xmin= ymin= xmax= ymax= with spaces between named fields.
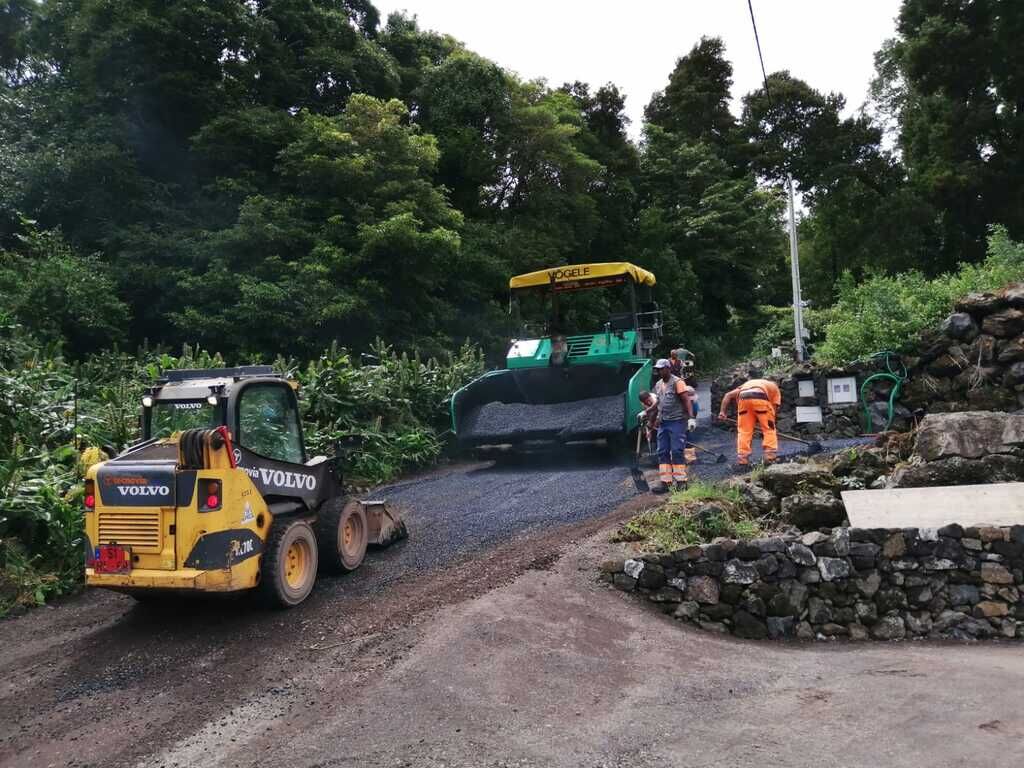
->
xmin=814 ymin=226 xmax=1024 ymax=364
xmin=0 ymin=223 xmax=130 ymax=354
xmin=295 ymin=339 xmax=484 ymax=485
xmin=748 ymin=304 xmax=836 ymax=361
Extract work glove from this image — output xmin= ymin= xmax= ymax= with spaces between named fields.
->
xmin=687 ymin=418 xmax=697 ymax=432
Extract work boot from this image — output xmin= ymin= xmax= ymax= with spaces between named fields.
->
xmin=675 ymin=480 xmax=688 ymax=492
xmin=651 ymin=482 xmax=670 ymax=495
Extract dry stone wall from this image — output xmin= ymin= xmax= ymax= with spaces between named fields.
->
xmin=902 ymin=285 xmax=1024 ymax=415
xmin=712 ymin=282 xmax=1024 ymax=440
xmin=603 ymin=525 xmax=1024 ymax=641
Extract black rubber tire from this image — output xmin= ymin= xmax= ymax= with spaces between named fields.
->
xmin=258 ymin=518 xmax=318 ymax=608
xmin=315 ymin=498 xmax=368 ymax=574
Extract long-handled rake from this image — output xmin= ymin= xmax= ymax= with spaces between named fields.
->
xmin=721 ymin=417 xmax=823 ymax=455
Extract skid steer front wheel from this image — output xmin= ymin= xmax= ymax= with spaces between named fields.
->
xmin=316 ymin=498 xmax=368 ymax=574
xmin=260 ymin=518 xmax=318 ymax=608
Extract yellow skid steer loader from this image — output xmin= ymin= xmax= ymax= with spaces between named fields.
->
xmin=83 ymin=366 xmax=405 ymax=608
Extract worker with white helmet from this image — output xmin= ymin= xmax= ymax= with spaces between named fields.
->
xmin=652 ymin=358 xmax=697 ymax=492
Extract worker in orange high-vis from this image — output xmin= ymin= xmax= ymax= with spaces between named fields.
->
xmin=652 ymin=359 xmax=696 ymax=493
xmin=717 ymin=368 xmax=782 ymax=466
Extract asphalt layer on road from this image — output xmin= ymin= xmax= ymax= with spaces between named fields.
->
xmin=314 ymin=425 xmax=868 ymax=601
xmin=639 ymin=425 xmax=872 ymax=483
xmin=0 ymin=426 xmax=868 ymax=768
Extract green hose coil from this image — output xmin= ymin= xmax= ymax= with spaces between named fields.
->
xmin=859 ymin=351 xmax=908 ymax=433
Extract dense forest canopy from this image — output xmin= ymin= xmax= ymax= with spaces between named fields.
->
xmin=2 ymin=0 xmax=1023 ymax=363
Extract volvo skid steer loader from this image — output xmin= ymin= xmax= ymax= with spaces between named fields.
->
xmin=83 ymin=366 xmax=405 ymax=608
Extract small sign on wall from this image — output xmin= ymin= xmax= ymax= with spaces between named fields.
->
xmin=797 ymin=379 xmax=816 ymax=398
xmin=795 ymin=406 xmax=823 ymax=423
xmin=827 ymin=376 xmax=858 ymax=404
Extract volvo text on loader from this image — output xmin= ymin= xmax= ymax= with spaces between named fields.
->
xmin=83 ymin=366 xmax=405 ymax=608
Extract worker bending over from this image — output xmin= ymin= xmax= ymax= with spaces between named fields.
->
xmin=718 ymin=368 xmax=782 ymax=465
xmin=637 ymin=390 xmax=658 ymax=449
xmin=652 ymin=359 xmax=697 ymax=492
xmin=682 ymin=382 xmax=699 ymax=463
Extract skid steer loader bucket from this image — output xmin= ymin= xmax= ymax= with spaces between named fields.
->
xmin=361 ymin=499 xmax=408 ymax=546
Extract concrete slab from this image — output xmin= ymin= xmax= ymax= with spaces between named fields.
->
xmin=843 ymin=482 xmax=1024 ymax=528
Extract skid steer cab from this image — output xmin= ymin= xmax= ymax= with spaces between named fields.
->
xmin=83 ymin=366 xmax=406 ymax=608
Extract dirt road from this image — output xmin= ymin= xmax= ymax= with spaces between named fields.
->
xmin=3 ymin=438 xmax=1020 ymax=768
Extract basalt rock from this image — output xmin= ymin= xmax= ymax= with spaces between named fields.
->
xmin=781 ymin=493 xmax=846 ymax=529
xmin=914 ymin=411 xmax=1024 ymax=461
xmin=982 ymin=308 xmax=1024 ymax=338
xmin=761 ymin=462 xmax=839 ymax=498
xmin=940 ymin=312 xmax=980 ymax=341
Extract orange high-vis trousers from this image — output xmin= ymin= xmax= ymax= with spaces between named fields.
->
xmin=737 ymin=404 xmax=778 ymax=464
xmin=658 ymin=463 xmax=689 ymax=484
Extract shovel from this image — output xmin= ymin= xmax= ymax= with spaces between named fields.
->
xmin=690 ymin=442 xmax=728 ymax=463
xmin=630 ymin=428 xmax=650 ymax=493
xmin=721 ymin=417 xmax=823 ymax=455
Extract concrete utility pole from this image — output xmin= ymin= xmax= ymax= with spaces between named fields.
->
xmin=787 ymin=175 xmax=807 ymax=361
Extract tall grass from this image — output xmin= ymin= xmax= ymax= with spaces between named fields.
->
xmin=614 ymin=482 xmax=763 ymax=551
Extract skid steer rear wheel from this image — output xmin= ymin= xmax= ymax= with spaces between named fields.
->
xmin=259 ymin=518 xmax=318 ymax=608
xmin=316 ymin=498 xmax=368 ymax=574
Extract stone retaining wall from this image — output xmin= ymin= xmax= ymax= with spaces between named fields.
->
xmin=604 ymin=525 xmax=1024 ymax=641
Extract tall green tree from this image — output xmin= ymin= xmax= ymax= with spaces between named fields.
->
xmin=644 ymin=36 xmax=739 ymax=161
xmin=637 ymin=37 xmax=787 ymax=349
xmin=182 ymin=96 xmax=465 ymax=357
xmin=638 ymin=128 xmax=785 ymax=334
xmin=563 ymin=81 xmax=640 ymax=261
xmin=741 ymin=71 xmax=936 ymax=301
xmin=875 ymin=0 xmax=1024 ymax=269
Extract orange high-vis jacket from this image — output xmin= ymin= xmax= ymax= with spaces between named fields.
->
xmin=738 ymin=379 xmax=782 ymax=408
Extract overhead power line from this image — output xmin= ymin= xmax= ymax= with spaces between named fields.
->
xmin=746 ymin=0 xmax=774 ymax=110
xmin=746 ymin=0 xmax=807 ymax=362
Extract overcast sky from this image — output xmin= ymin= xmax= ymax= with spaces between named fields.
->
xmin=375 ymin=0 xmax=903 ymax=139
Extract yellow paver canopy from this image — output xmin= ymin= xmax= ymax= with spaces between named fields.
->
xmin=509 ymin=262 xmax=656 ymax=290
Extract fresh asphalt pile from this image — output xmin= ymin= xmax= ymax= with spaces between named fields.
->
xmin=459 ymin=394 xmax=625 ymax=443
